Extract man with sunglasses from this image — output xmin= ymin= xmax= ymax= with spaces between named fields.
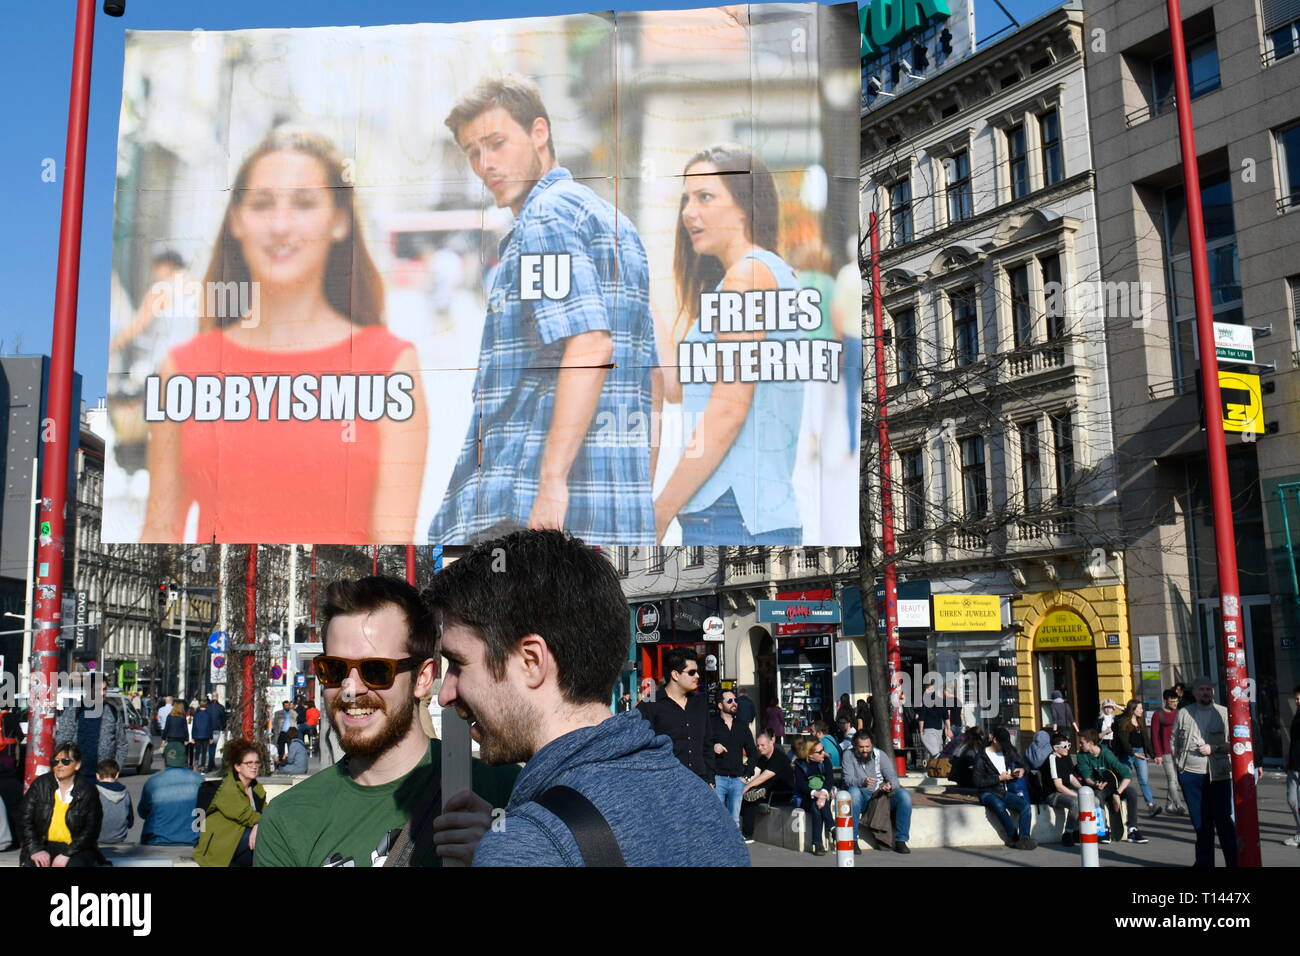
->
xmin=637 ymin=649 xmax=711 ymax=782
xmin=1039 ymin=733 xmax=1084 ymax=846
xmin=253 ymin=576 xmax=519 ymax=867
xmin=708 ymin=690 xmax=758 ymax=830
xmin=430 ymin=530 xmax=750 ymax=866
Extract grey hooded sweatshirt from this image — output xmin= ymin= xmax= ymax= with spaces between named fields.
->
xmin=473 ymin=710 xmax=750 ymax=867
xmin=96 ymin=780 xmax=134 ymax=843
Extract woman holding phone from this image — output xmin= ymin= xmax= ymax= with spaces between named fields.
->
xmin=142 ymin=127 xmax=427 ymax=543
xmin=654 ymin=144 xmax=804 ymax=545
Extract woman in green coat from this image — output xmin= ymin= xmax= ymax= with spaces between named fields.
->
xmin=194 ymin=738 xmax=266 ymax=867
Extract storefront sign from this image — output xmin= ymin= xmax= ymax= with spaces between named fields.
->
xmin=702 ymin=616 xmax=724 ymax=640
xmin=932 ymin=594 xmax=1001 ymax=632
xmin=634 ymin=603 xmax=661 ymax=645
xmin=1213 ymin=322 xmax=1254 ymax=364
xmin=898 ymin=599 xmax=930 ymax=628
xmin=1033 ymin=609 xmax=1092 ymax=649
xmin=859 ymin=0 xmax=951 ymax=56
xmin=760 ymin=599 xmax=842 ymax=625
xmin=1218 ymin=370 xmax=1262 ymax=434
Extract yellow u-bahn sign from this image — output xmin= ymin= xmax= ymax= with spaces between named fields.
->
xmin=1218 ymin=370 xmax=1262 ymax=434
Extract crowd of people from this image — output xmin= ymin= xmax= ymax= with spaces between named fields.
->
xmin=3 ymin=527 xmax=1299 ymax=866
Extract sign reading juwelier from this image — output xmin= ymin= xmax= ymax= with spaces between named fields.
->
xmin=103 ymin=4 xmax=862 ymax=547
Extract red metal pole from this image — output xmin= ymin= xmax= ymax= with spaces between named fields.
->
xmin=242 ymin=546 xmax=257 ymax=740
xmin=310 ymin=545 xmax=318 ymax=641
xmin=1166 ymin=0 xmax=1259 ymax=867
xmin=24 ymin=0 xmax=97 ymax=789
xmin=405 ymin=544 xmax=416 ymax=585
xmin=869 ymin=212 xmax=905 ymax=776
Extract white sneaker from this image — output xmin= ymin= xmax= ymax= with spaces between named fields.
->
xmin=1283 ymin=834 xmax=1300 ymax=847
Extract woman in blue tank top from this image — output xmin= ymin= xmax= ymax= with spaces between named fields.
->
xmin=654 ymin=144 xmax=804 ymax=545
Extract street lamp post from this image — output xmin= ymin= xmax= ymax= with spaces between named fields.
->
xmin=24 ymin=0 xmax=124 ymax=789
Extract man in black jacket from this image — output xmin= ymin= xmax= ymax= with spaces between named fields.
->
xmin=637 ymin=649 xmax=710 ymax=782
xmin=19 ymin=742 xmax=104 ymax=867
xmin=708 ymin=690 xmax=758 ymax=829
xmin=973 ymin=728 xmax=1037 ymax=850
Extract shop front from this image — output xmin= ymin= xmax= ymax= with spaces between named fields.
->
xmin=1013 ymin=585 xmax=1134 ymax=734
xmin=765 ymin=589 xmax=840 ymax=739
xmin=632 ymin=596 xmax=722 ymax=704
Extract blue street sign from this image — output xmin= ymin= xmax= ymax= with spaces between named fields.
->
xmin=208 ymin=632 xmax=227 ymax=654
xmin=295 ymin=673 xmax=306 ymax=687
xmin=757 ymin=599 xmax=842 ymax=625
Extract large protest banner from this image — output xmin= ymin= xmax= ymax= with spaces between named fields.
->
xmin=103 ymin=4 xmax=861 ymax=546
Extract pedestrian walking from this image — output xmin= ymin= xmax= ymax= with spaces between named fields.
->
xmin=1149 ymin=688 xmax=1188 ymax=815
xmin=764 ymin=701 xmax=785 ymax=741
xmin=708 ymin=690 xmax=758 ymax=830
xmin=1096 ymin=699 xmax=1119 ymax=748
xmin=429 ymin=530 xmax=749 ymax=866
xmin=1048 ymin=688 xmax=1080 ymax=742
xmin=272 ymin=701 xmax=295 ymax=762
xmin=254 ymin=576 xmax=518 ymax=867
xmin=1171 ymin=677 xmax=1236 ymax=866
xmin=1285 ymin=684 xmax=1300 ymax=847
xmin=140 ymin=743 xmax=203 ymax=846
xmin=191 ymin=700 xmax=214 ymax=772
xmin=162 ymin=701 xmax=187 ymax=754
xmin=304 ymin=700 xmax=320 ymax=756
xmin=194 ymin=738 xmax=265 ymax=867
xmin=1111 ymin=699 xmax=1161 ymax=818
xmin=207 ymin=693 xmax=227 ymax=771
xmin=917 ymin=702 xmax=949 ymax=761
xmin=18 ymin=742 xmax=105 ymax=867
xmin=54 ymin=676 xmax=129 ymax=781
xmin=637 ymin=649 xmax=711 ymax=782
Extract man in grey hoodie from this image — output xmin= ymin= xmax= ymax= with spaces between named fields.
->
xmin=429 ymin=530 xmax=750 ymax=867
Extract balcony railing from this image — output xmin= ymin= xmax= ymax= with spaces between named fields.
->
xmin=725 ymin=549 xmax=769 ymax=581
xmin=1009 ymin=510 xmax=1077 ymax=544
xmin=1007 ymin=341 xmax=1067 ymax=378
xmin=797 ymin=548 xmax=823 ymax=572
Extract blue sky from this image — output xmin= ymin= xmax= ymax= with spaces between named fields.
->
xmin=0 ymin=0 xmax=1060 ymax=402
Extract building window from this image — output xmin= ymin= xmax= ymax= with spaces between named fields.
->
xmin=961 ymin=436 xmax=988 ymax=519
xmin=648 ymin=547 xmax=665 ymax=573
xmin=1040 ymin=254 xmax=1064 ymax=339
xmin=951 ymin=287 xmax=979 ymax=366
xmin=901 ymin=448 xmax=925 ymax=531
xmin=1264 ymin=0 xmax=1300 ymax=64
xmin=1151 ymin=35 xmax=1221 ymax=116
xmin=945 ymin=150 xmax=973 ymax=223
xmin=1039 ymin=109 xmax=1063 ymax=186
xmin=1052 ymin=413 xmax=1075 ymax=507
xmin=893 ymin=306 xmax=918 ymax=383
xmin=1009 ymin=264 xmax=1033 ymax=348
xmin=890 ymin=178 xmax=914 ymax=245
xmin=1277 ymin=122 xmax=1300 ymax=211
xmin=1007 ymin=125 xmax=1029 ymax=199
xmin=615 ymin=547 xmax=630 ymax=576
xmin=1164 ymin=173 xmax=1242 ymax=387
xmin=1019 ymin=420 xmax=1043 ymax=512
xmin=685 ymin=546 xmax=705 ymax=567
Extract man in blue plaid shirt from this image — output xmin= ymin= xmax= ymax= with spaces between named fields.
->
xmin=429 ymin=75 xmax=659 ymax=545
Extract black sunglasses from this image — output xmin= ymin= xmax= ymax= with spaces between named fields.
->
xmin=314 ymin=655 xmax=422 ymax=690
xmin=54 ymin=757 xmax=76 ymax=766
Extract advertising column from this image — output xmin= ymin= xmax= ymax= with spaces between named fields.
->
xmin=761 ymin=591 xmax=842 ymax=740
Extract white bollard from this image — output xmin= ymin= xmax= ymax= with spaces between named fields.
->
xmin=835 ymin=789 xmax=855 ymax=867
xmin=1077 ymin=785 xmax=1100 ymax=868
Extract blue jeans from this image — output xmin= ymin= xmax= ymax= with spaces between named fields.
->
xmin=715 ymin=775 xmax=745 ymax=827
xmin=980 ymin=790 xmax=1032 ymax=841
xmin=1179 ymin=772 xmax=1237 ymax=867
xmin=847 ymin=785 xmax=912 ymax=842
xmin=678 ymin=490 xmax=800 ymax=545
xmin=1128 ymin=749 xmax=1155 ymax=805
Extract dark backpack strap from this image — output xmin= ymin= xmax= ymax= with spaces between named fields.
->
xmin=383 ymin=780 xmax=442 ymax=868
xmin=535 ymin=786 xmax=626 ymax=867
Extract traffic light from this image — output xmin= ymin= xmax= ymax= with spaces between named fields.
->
xmin=157 ymin=583 xmax=169 ymax=610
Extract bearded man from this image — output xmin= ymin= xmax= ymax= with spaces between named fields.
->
xmin=254 ymin=577 xmax=517 ymax=867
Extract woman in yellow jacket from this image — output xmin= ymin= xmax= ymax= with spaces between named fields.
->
xmin=194 ymin=738 xmax=266 ymax=867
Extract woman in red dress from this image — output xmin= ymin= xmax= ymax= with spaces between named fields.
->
xmin=142 ymin=128 xmax=427 ymax=543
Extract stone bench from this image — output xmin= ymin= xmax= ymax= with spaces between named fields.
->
xmin=751 ymin=799 xmax=1074 ymax=853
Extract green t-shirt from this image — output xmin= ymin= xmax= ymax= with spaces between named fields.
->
xmin=253 ymin=739 xmax=519 ymax=867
